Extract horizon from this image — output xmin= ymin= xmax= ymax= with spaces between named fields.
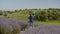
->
xmin=0 ymin=0 xmax=60 ymax=11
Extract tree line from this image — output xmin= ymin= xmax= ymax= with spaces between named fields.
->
xmin=0 ymin=8 xmax=60 ymax=21
xmin=34 ymin=8 xmax=60 ymax=21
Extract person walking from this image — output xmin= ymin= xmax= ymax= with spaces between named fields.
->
xmin=29 ymin=10 xmax=35 ymax=28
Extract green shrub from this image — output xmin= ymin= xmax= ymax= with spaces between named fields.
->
xmin=35 ymin=11 xmax=48 ymax=21
xmin=34 ymin=9 xmax=60 ymax=21
xmin=0 ymin=12 xmax=3 ymax=15
xmin=3 ymin=13 xmax=7 ymax=16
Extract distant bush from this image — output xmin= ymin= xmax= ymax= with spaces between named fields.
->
xmin=15 ymin=10 xmax=18 ymax=12
xmin=3 ymin=13 xmax=7 ymax=16
xmin=35 ymin=11 xmax=48 ymax=21
xmin=34 ymin=9 xmax=60 ymax=21
xmin=0 ymin=12 xmax=3 ymax=15
xmin=7 ymin=11 xmax=14 ymax=14
xmin=9 ymin=12 xmax=14 ymax=14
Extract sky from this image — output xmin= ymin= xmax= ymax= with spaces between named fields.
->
xmin=0 ymin=0 xmax=60 ymax=10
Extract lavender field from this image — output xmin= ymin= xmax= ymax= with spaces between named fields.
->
xmin=0 ymin=17 xmax=60 ymax=34
xmin=0 ymin=17 xmax=28 ymax=34
xmin=20 ymin=24 xmax=60 ymax=34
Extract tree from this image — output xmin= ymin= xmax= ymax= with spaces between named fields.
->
xmin=35 ymin=11 xmax=48 ymax=21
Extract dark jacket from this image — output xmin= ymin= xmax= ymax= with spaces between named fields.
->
xmin=29 ymin=14 xmax=34 ymax=22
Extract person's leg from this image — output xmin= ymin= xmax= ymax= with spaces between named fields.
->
xmin=30 ymin=21 xmax=34 ymax=27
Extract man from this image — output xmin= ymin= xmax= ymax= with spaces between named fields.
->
xmin=29 ymin=10 xmax=35 ymax=27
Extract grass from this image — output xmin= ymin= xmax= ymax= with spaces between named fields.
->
xmin=4 ymin=11 xmax=60 ymax=25
xmin=35 ymin=20 xmax=60 ymax=25
xmin=5 ymin=11 xmax=29 ymax=21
